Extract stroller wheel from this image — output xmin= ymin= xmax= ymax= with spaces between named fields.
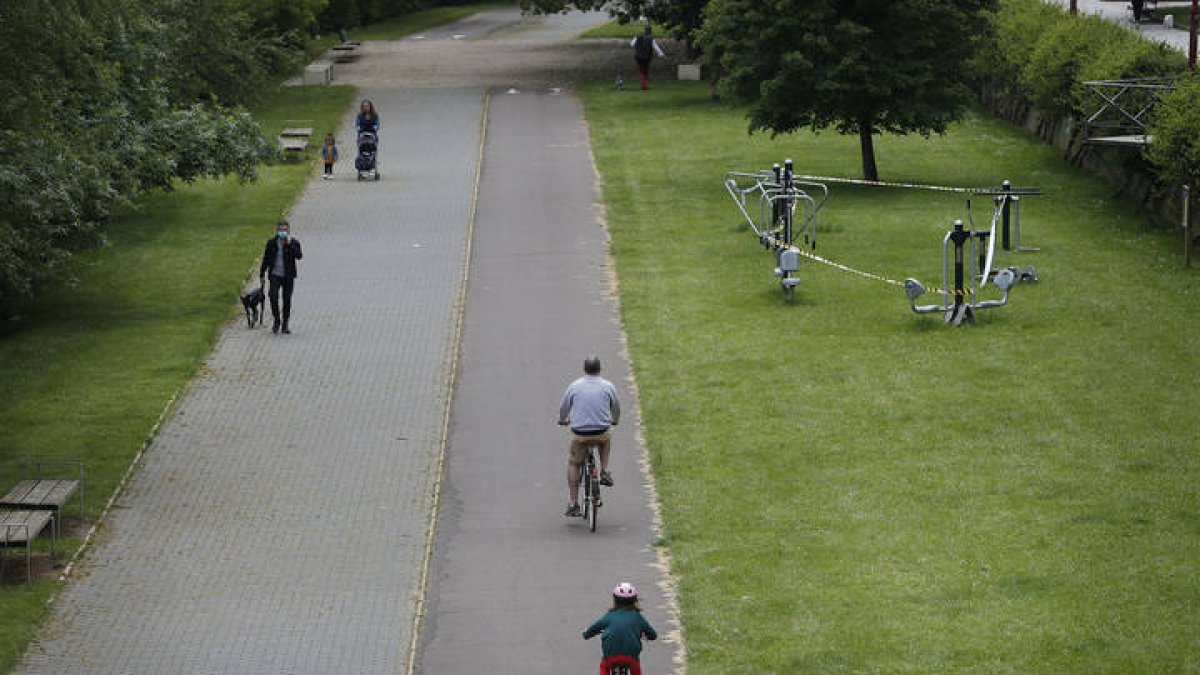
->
xmin=375 ymin=172 xmax=381 ymax=181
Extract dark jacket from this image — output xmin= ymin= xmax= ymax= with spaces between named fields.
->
xmin=356 ymin=112 xmax=380 ymax=134
xmin=634 ymin=34 xmax=654 ymax=62
xmin=260 ymin=236 xmax=303 ymax=279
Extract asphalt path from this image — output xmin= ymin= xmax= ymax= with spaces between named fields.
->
xmin=415 ymin=89 xmax=680 ymax=673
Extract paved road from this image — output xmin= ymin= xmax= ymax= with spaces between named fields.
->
xmin=416 ymin=89 xmax=678 ymax=675
xmin=17 ymin=8 xmax=682 ymax=675
xmin=1046 ymin=0 xmax=1194 ymax=52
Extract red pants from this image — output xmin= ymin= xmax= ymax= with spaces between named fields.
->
xmin=600 ymin=654 xmax=642 ymax=675
xmin=635 ymin=59 xmax=650 ymax=90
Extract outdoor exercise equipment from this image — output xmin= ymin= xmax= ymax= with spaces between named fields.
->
xmin=724 ymin=167 xmax=1042 ymax=323
xmin=724 ymin=159 xmax=828 ymax=300
xmin=904 ymin=192 xmax=1037 ymax=326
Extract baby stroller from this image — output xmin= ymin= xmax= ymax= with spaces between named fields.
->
xmin=355 ymin=130 xmax=380 ymax=181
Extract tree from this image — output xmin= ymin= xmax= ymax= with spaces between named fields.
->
xmin=0 ymin=0 xmax=276 ymax=307
xmin=699 ymin=0 xmax=997 ymax=180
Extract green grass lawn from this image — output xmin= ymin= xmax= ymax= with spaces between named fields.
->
xmin=350 ymin=1 xmax=517 ymax=41
xmin=580 ymin=19 xmax=666 ymax=39
xmin=580 ymin=81 xmax=1200 ymax=673
xmin=0 ymin=84 xmax=355 ymax=672
xmin=1159 ymin=7 xmax=1198 ymax=29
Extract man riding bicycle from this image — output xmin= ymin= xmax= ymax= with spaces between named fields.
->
xmin=558 ymin=355 xmax=620 ymax=517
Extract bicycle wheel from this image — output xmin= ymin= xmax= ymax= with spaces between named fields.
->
xmin=587 ymin=455 xmax=599 ymax=532
xmin=588 ymin=478 xmax=598 ymax=532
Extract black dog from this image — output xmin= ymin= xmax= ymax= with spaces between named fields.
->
xmin=241 ymin=285 xmax=265 ymax=328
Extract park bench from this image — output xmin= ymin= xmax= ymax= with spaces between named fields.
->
xmin=278 ymin=137 xmax=309 ymax=155
xmin=0 ymin=461 xmax=84 ymax=539
xmin=0 ymin=510 xmax=55 ymax=584
xmin=331 ymin=42 xmax=361 ymax=63
xmin=278 ymin=122 xmax=315 ymax=158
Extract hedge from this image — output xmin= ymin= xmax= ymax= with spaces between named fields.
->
xmin=973 ymin=0 xmax=1199 ymax=197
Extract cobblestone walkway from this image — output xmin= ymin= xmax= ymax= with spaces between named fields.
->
xmin=17 ymin=86 xmax=484 ymax=675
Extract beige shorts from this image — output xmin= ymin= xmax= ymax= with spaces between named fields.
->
xmin=569 ymin=428 xmax=612 ymax=466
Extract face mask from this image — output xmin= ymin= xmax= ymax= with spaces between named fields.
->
xmin=277 ymin=231 xmax=288 ymax=239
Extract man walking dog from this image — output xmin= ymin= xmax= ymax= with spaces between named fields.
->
xmin=260 ymin=220 xmax=303 ymax=334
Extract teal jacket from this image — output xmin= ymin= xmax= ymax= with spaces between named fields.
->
xmin=583 ymin=608 xmax=657 ymax=658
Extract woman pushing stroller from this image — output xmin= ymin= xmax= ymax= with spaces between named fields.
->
xmin=356 ymin=99 xmax=380 ymax=134
xmin=354 ymin=99 xmax=381 ymax=181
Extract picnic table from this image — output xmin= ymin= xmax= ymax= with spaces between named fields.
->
xmin=0 ymin=479 xmax=81 ymax=517
xmin=278 ymin=137 xmax=310 ymax=154
xmin=0 ymin=461 xmax=83 ymax=526
xmin=331 ymin=43 xmax=361 ymax=63
xmin=279 ymin=122 xmax=315 ymax=156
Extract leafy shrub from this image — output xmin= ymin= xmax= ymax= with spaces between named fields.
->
xmin=972 ymin=0 xmax=1062 ymax=97
xmin=0 ymin=0 xmax=278 ymax=307
xmin=976 ymin=0 xmax=1186 ymax=117
xmin=1147 ymin=74 xmax=1200 ymax=189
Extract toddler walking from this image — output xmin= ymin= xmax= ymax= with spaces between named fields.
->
xmin=320 ymin=133 xmax=338 ymax=179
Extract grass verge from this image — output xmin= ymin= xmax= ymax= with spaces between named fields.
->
xmin=580 ymin=20 xmax=666 ymax=39
xmin=580 ymin=81 xmax=1200 ymax=673
xmin=0 ymin=84 xmax=355 ymax=672
xmin=1159 ymin=7 xmax=1197 ymax=29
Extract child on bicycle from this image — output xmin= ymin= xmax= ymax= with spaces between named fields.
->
xmin=582 ymin=582 xmax=657 ymax=675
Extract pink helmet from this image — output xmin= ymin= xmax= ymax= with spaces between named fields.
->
xmin=612 ymin=582 xmax=638 ymax=599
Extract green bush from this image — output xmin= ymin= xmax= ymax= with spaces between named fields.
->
xmin=1147 ymin=74 xmax=1200 ymax=189
xmin=974 ymin=0 xmax=1061 ymax=96
xmin=976 ymin=0 xmax=1197 ymax=195
xmin=977 ymin=0 xmax=1186 ymax=117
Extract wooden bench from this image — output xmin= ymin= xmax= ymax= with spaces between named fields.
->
xmin=0 ymin=462 xmax=83 ymax=533
xmin=278 ymin=137 xmax=309 ymax=155
xmin=330 ymin=43 xmax=361 ymax=63
xmin=281 ymin=127 xmax=314 ymax=139
xmin=0 ymin=511 xmax=55 ymax=584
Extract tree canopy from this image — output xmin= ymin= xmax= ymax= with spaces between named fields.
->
xmin=0 ymin=0 xmax=311 ymax=306
xmin=699 ymin=0 xmax=997 ymax=180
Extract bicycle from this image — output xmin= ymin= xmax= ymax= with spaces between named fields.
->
xmin=599 ymin=654 xmax=642 ymax=675
xmin=579 ymin=441 xmax=602 ymax=532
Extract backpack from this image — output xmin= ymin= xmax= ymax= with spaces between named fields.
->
xmin=634 ymin=35 xmax=653 ymax=61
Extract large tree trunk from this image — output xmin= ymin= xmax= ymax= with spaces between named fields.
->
xmin=859 ymin=117 xmax=878 ymax=181
xmin=708 ymin=65 xmax=723 ymax=101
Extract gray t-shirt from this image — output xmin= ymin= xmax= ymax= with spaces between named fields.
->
xmin=272 ymin=240 xmax=286 ymax=278
xmin=558 ymin=375 xmax=620 ymax=433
